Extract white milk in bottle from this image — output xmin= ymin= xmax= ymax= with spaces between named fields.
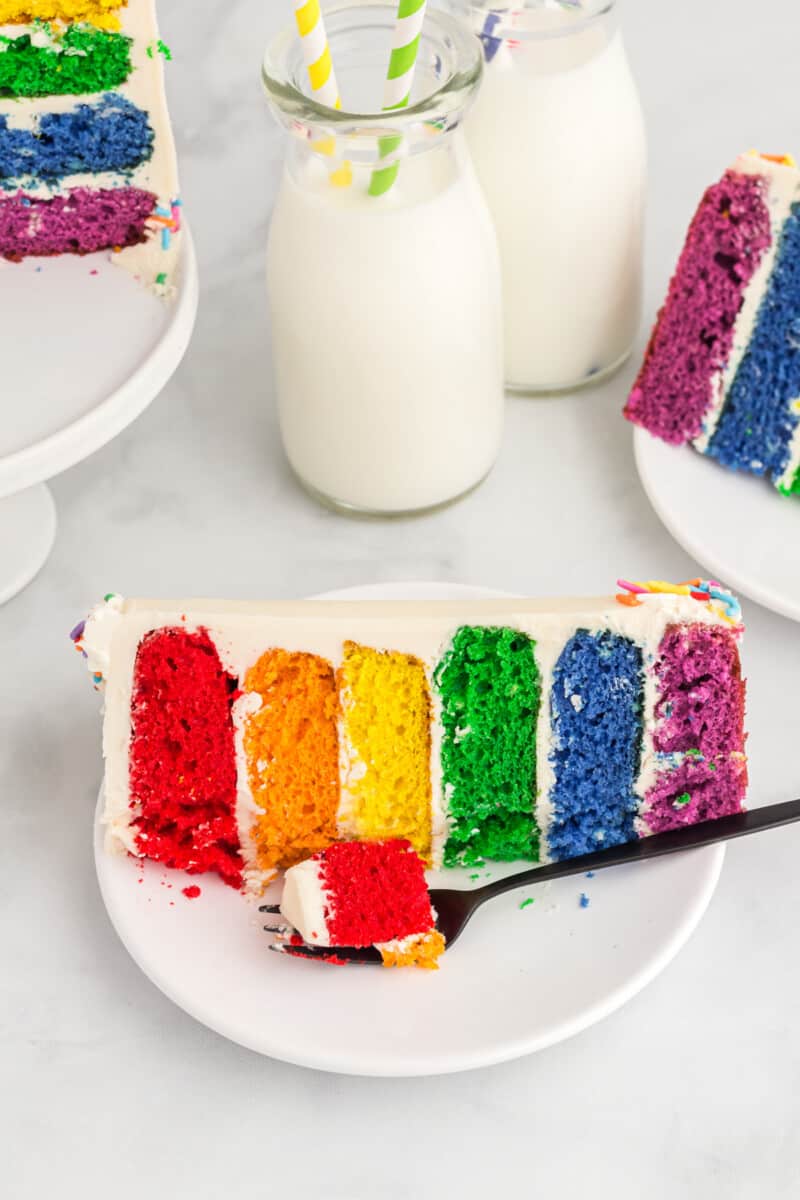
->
xmin=451 ymin=0 xmax=647 ymax=392
xmin=263 ymin=3 xmax=504 ymax=514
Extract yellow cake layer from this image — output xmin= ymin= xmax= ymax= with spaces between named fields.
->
xmin=244 ymin=650 xmax=340 ymax=874
xmin=0 ymin=0 xmax=125 ymax=27
xmin=338 ymin=641 xmax=433 ymax=860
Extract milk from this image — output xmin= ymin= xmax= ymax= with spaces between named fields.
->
xmin=464 ymin=11 xmax=647 ymax=391
xmin=267 ymin=139 xmax=504 ymax=513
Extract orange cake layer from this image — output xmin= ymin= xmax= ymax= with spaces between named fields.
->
xmin=243 ymin=649 xmax=340 ymax=875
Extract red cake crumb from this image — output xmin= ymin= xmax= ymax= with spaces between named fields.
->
xmin=182 ymin=885 xmax=201 ymax=899
xmin=320 ymin=840 xmax=435 ymax=947
xmin=129 ymin=627 xmax=243 ymax=888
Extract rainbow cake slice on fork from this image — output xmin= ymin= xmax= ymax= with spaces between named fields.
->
xmin=626 ymin=151 xmax=800 ymax=495
xmin=73 ymin=581 xmax=748 ymax=894
xmin=0 ymin=0 xmax=181 ymax=293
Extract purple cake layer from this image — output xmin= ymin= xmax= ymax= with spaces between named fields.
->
xmin=644 ymin=755 xmax=747 ymax=835
xmin=0 ymin=187 xmax=155 ymax=261
xmin=625 ymin=171 xmax=772 ymax=443
xmin=652 ymin=624 xmax=746 ymax=758
xmin=643 ymin=622 xmax=747 ymax=834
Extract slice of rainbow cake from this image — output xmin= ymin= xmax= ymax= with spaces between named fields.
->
xmin=626 ymin=151 xmax=800 ymax=496
xmin=0 ymin=0 xmax=181 ymax=293
xmin=73 ymin=582 xmax=748 ymax=894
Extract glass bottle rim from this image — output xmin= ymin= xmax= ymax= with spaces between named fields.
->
xmin=262 ymin=0 xmax=483 ymax=131
xmin=455 ymin=0 xmax=615 ymax=43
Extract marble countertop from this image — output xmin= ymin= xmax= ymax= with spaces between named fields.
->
xmin=4 ymin=1 xmax=800 ymax=1196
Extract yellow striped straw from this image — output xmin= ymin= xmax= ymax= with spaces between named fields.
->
xmin=293 ymin=0 xmax=351 ymax=187
xmin=294 ymin=0 xmax=341 ymax=110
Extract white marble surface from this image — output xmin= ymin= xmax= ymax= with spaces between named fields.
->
xmin=4 ymin=1 xmax=800 ymax=1195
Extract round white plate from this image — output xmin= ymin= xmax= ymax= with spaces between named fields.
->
xmin=634 ymin=427 xmax=800 ymax=622
xmin=95 ymin=581 xmax=725 ymax=1076
xmin=0 ymin=231 xmax=198 ymax=499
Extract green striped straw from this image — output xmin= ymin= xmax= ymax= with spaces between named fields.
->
xmin=369 ymin=0 xmax=428 ymax=197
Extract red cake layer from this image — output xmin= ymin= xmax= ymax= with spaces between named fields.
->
xmin=320 ymin=840 xmax=435 ymax=947
xmin=129 ymin=627 xmax=242 ymax=887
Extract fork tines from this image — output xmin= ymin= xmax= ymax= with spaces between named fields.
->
xmin=268 ymin=940 xmax=382 ymax=965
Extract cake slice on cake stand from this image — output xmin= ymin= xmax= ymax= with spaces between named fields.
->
xmin=0 ymin=0 xmax=197 ymax=603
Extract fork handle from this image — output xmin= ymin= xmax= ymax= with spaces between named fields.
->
xmin=472 ymin=798 xmax=800 ymax=904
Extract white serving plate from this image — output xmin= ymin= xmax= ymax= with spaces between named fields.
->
xmin=634 ymin=427 xmax=800 ymax=622
xmin=94 ymin=581 xmax=725 ymax=1077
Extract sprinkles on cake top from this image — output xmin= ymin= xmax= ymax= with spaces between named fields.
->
xmin=73 ymin=586 xmax=748 ymax=899
xmin=0 ymin=0 xmax=182 ymax=294
xmin=625 ymin=151 xmax=800 ymax=496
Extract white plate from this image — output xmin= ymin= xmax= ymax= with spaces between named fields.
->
xmin=634 ymin=427 xmax=800 ymax=622
xmin=0 ymin=232 xmax=198 ymax=499
xmin=95 ymin=581 xmax=725 ymax=1077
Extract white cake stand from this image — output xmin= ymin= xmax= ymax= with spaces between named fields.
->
xmin=0 ymin=232 xmax=199 ymax=604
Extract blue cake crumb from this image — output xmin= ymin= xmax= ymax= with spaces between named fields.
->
xmin=547 ymin=630 xmax=644 ymax=860
xmin=0 ymin=93 xmax=154 ymax=186
xmin=579 ymin=893 xmax=590 ymax=909
xmin=708 ymin=203 xmax=800 ymax=485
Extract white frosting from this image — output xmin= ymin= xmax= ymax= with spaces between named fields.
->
xmin=0 ymin=2 xmax=181 ymax=292
xmin=80 ymin=594 xmax=738 ymax=878
xmin=230 ymin=690 xmax=267 ymax=895
xmin=694 ymin=152 xmax=800 ymax=454
xmin=280 ymin=858 xmax=331 ymax=947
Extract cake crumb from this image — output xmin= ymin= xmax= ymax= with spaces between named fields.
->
xmin=182 ymin=885 xmax=201 ymax=899
xmin=579 ymin=893 xmax=590 ymax=909
xmin=519 ymin=897 xmax=535 ymax=910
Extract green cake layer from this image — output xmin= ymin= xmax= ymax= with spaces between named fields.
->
xmin=435 ymin=626 xmax=541 ymax=867
xmin=0 ymin=24 xmax=132 ymax=97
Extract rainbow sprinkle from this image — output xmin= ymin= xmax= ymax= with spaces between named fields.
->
xmin=615 ymin=578 xmax=741 ymax=624
xmin=149 ymin=198 xmax=181 ymax=252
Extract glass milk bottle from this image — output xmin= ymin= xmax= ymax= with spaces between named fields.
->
xmin=448 ymin=0 xmax=646 ymax=392
xmin=263 ymin=2 xmax=504 ymax=515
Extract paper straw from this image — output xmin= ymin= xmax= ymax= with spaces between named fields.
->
xmin=294 ymin=0 xmax=352 ymax=187
xmin=369 ymin=0 xmax=428 ymax=198
xmin=294 ymin=0 xmax=341 ymax=109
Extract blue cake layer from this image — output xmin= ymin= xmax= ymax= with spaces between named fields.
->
xmin=0 ymin=93 xmax=154 ymax=186
xmin=707 ymin=203 xmax=800 ymax=484
xmin=548 ymin=630 xmax=644 ymax=859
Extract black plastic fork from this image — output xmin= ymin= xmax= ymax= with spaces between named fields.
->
xmin=261 ymin=798 xmax=800 ymax=964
